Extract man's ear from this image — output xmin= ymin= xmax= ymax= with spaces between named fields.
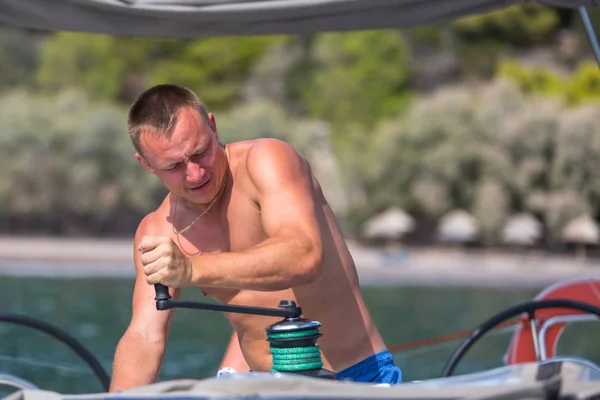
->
xmin=208 ymin=112 xmax=219 ymax=140
xmin=135 ymin=152 xmax=156 ymax=175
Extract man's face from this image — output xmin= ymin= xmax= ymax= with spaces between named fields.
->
xmin=136 ymin=108 xmax=227 ymax=205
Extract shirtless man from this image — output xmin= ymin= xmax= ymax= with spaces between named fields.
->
xmin=109 ymin=84 xmax=402 ymax=392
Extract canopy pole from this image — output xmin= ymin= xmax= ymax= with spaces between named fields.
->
xmin=578 ymin=5 xmax=600 ymax=68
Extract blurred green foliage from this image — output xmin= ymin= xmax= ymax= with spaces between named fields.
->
xmin=1 ymin=4 xmax=600 ymax=245
xmin=0 ymin=27 xmax=41 ymax=91
xmin=299 ymin=30 xmax=413 ymax=142
xmin=148 ymin=36 xmax=286 ymax=110
xmin=451 ymin=3 xmax=560 ymax=45
xmin=2 ymin=77 xmax=600 ymax=244
xmin=349 ymin=77 xmax=600 ymax=243
xmin=36 ymin=33 xmax=128 ymax=100
xmin=567 ymin=61 xmax=600 ymax=104
xmin=34 ymin=33 xmax=283 ymax=107
xmin=496 ymin=60 xmax=565 ymax=95
xmin=497 ymin=60 xmax=600 ymax=105
xmin=0 ymin=89 xmax=164 ymax=234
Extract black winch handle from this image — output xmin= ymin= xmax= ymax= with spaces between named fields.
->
xmin=154 ymin=283 xmax=172 ymax=301
xmin=152 ymin=284 xmax=302 ymax=317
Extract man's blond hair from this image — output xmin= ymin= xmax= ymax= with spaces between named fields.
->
xmin=128 ymin=84 xmax=210 ymax=155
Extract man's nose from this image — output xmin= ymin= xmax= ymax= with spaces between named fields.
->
xmin=185 ymin=161 xmax=205 ymax=181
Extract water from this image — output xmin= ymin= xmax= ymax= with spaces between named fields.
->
xmin=0 ymin=275 xmax=599 ymax=396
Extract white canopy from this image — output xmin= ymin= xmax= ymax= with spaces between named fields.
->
xmin=362 ymin=207 xmax=415 ymax=240
xmin=0 ymin=1 xmax=596 ymax=38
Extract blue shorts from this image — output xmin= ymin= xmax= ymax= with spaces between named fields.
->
xmin=335 ymin=350 xmax=402 ymax=384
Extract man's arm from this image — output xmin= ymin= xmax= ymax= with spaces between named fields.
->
xmin=110 ymin=216 xmax=179 ymax=392
xmin=190 ymin=139 xmax=324 ymax=290
xmin=141 ymin=139 xmax=324 ymax=291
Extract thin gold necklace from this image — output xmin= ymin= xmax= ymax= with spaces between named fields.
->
xmin=172 ymin=173 xmax=228 ymax=235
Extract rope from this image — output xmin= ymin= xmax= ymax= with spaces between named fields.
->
xmin=388 ymin=318 xmax=521 ymax=353
xmin=267 ymin=329 xmax=320 ymax=340
xmin=267 ymin=329 xmax=323 ymax=372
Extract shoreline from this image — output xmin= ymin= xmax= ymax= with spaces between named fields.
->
xmin=1 ymin=235 xmax=599 ymax=288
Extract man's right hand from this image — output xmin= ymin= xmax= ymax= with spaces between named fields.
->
xmin=139 ymin=235 xmax=194 ymax=288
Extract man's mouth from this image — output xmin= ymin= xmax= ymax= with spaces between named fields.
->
xmin=189 ymin=179 xmax=210 ymax=192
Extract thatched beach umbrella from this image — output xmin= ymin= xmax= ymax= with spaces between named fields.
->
xmin=362 ymin=207 xmax=415 ymax=241
xmin=501 ymin=213 xmax=542 ymax=247
xmin=562 ymin=214 xmax=599 ymax=259
xmin=437 ymin=209 xmax=480 ymax=244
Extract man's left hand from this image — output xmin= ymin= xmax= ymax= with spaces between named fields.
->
xmin=139 ymin=236 xmax=193 ymax=287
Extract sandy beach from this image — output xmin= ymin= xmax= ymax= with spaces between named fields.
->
xmin=1 ymin=235 xmax=599 ymax=288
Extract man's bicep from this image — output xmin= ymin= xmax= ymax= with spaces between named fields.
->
xmin=128 ymin=219 xmax=179 ymax=338
xmin=248 ymin=140 xmax=321 ymax=242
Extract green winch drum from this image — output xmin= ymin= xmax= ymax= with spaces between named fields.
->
xmin=265 ymin=300 xmax=336 ymax=379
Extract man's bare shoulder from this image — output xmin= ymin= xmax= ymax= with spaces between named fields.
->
xmin=229 ymin=138 xmax=302 ymax=161
xmin=248 ymin=137 xmax=302 ymax=156
xmin=134 ymin=196 xmax=172 ymax=241
xmin=242 ymin=138 xmax=308 ymax=179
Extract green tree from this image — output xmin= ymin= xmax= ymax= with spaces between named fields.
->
xmin=0 ymin=88 xmax=162 ymax=234
xmin=496 ymin=60 xmax=565 ymax=96
xmin=299 ymin=30 xmax=413 ymax=149
xmin=566 ymin=61 xmax=600 ymax=105
xmin=36 ymin=33 xmax=127 ymax=101
xmin=451 ymin=3 xmax=561 ymax=45
xmin=34 ymin=32 xmax=280 ymax=107
xmin=150 ymin=36 xmax=285 ymax=111
xmin=0 ymin=27 xmax=41 ymax=91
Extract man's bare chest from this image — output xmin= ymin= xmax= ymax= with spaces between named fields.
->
xmin=165 ymin=196 xmax=266 ymax=302
xmin=170 ymin=199 xmax=265 ymax=256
